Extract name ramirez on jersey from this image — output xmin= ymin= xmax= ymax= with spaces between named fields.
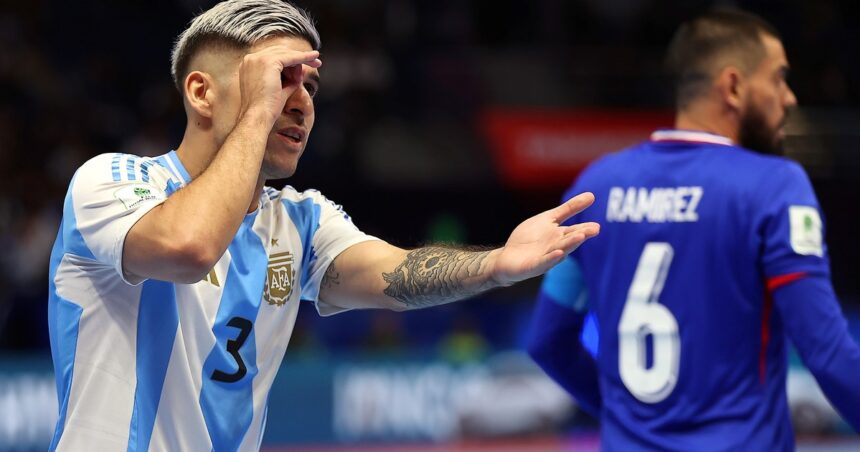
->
xmin=606 ymin=186 xmax=703 ymax=223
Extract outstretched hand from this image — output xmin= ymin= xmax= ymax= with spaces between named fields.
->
xmin=490 ymin=192 xmax=600 ymax=286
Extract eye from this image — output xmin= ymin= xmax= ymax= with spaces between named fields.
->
xmin=304 ymin=82 xmax=318 ymax=98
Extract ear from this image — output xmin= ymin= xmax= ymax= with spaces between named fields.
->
xmin=183 ymin=71 xmax=216 ymax=119
xmin=715 ymin=66 xmax=745 ymax=112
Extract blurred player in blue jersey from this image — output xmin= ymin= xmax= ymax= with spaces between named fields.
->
xmin=527 ymin=8 xmax=860 ymax=451
xmin=47 ymin=1 xmax=600 ymax=450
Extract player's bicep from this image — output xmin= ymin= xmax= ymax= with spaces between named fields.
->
xmin=317 ymin=240 xmax=407 ymax=312
xmin=295 ymin=191 xmax=381 ymax=314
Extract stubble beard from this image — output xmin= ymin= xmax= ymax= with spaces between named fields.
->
xmin=738 ymin=103 xmax=785 ymax=155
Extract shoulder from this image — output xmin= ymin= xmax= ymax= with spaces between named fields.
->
xmin=733 ymin=151 xmax=812 ymax=193
xmin=761 ymin=155 xmax=809 ymax=183
xmin=267 ymin=186 xmax=357 ymax=233
xmin=274 ymin=185 xmax=341 ymax=208
xmin=73 ymin=153 xmax=121 ymax=181
xmin=268 ymin=185 xmax=345 ymax=219
xmin=711 ymin=145 xmax=804 ymax=177
xmin=72 ymin=152 xmax=174 ymax=188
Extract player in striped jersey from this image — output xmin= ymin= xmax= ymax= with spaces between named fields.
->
xmin=527 ymin=9 xmax=860 ymax=451
xmin=47 ymin=1 xmax=600 ymax=450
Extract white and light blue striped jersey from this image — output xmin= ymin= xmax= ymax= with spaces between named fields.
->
xmin=48 ymin=150 xmax=378 ymax=451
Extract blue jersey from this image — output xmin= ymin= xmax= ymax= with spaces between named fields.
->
xmin=546 ymin=130 xmax=832 ymax=450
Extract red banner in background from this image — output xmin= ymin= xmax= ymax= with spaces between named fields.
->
xmin=480 ymin=109 xmax=673 ymax=189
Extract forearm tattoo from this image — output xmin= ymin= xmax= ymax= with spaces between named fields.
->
xmin=382 ymin=247 xmax=493 ymax=308
xmin=321 ymin=261 xmax=340 ymax=289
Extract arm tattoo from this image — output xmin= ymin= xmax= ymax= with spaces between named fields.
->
xmin=382 ymin=247 xmax=493 ymax=308
xmin=321 ymin=261 xmax=340 ymax=290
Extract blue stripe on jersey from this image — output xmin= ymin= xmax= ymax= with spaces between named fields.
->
xmin=154 ymin=155 xmax=177 ymax=181
xmin=47 ymin=297 xmax=83 ymax=451
xmin=62 ymin=175 xmax=96 ymax=261
xmin=167 ymin=150 xmax=191 ymax=184
xmin=49 ymin=180 xmax=97 ymax=449
xmin=200 ymin=213 xmax=267 ymax=452
xmin=281 ymin=198 xmax=321 ymax=293
xmin=127 ymin=156 xmax=137 ymax=181
xmin=126 ymin=280 xmax=179 ymax=452
xmin=165 ymin=180 xmax=181 ymax=196
xmin=111 ymin=154 xmax=122 ymax=182
xmin=48 ymin=226 xmax=84 ymax=451
xmin=139 ymin=160 xmax=156 ymax=183
xmin=153 ymin=155 xmax=183 ymax=195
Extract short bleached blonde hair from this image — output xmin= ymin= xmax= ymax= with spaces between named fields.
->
xmin=170 ymin=0 xmax=321 ymax=93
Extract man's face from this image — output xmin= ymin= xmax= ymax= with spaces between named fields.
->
xmin=738 ymin=34 xmax=797 ymax=154
xmin=213 ymin=36 xmax=319 ymax=180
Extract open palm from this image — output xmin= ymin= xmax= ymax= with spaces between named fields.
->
xmin=492 ymin=192 xmax=600 ymax=286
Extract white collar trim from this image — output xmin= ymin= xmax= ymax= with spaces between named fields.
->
xmin=650 ymin=130 xmax=734 ymax=146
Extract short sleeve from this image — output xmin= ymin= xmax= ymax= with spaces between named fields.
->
xmin=64 ymin=153 xmax=172 ymax=284
xmin=289 ymin=190 xmax=379 ymax=315
xmin=756 ymin=161 xmax=830 ymax=278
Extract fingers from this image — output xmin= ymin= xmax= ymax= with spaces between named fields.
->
xmin=556 ymin=223 xmax=600 ymax=254
xmin=269 ymin=49 xmax=321 ymax=69
xmin=556 ymin=233 xmax=587 ymax=255
xmin=271 ymin=50 xmax=320 ymax=86
xmin=549 ymin=192 xmax=595 ymax=224
xmin=245 ymin=47 xmax=321 ymax=79
xmin=532 ymin=249 xmax=567 ymax=272
xmin=564 ymin=222 xmax=601 ymax=239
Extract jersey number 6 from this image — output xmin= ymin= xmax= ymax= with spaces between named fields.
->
xmin=618 ymin=242 xmax=680 ymax=403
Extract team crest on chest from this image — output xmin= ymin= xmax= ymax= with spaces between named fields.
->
xmin=264 ymin=252 xmax=296 ymax=306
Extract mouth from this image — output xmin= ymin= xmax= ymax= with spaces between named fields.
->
xmin=778 ymin=116 xmax=790 ymax=134
xmin=276 ymin=127 xmax=305 ymax=145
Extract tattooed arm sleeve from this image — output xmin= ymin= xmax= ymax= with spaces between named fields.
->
xmin=381 ymin=247 xmax=495 ymax=308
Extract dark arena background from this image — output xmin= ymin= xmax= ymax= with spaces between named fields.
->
xmin=1 ymin=0 xmax=859 ymax=450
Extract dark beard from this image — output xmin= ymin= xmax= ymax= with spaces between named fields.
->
xmin=738 ymin=105 xmax=784 ymax=155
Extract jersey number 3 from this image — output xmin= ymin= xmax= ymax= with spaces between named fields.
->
xmin=211 ymin=316 xmax=253 ymax=383
xmin=618 ymin=242 xmax=680 ymax=403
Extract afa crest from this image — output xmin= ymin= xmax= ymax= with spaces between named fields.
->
xmin=264 ymin=252 xmax=296 ymax=306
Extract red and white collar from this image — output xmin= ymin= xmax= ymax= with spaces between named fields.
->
xmin=650 ymin=129 xmax=734 ymax=146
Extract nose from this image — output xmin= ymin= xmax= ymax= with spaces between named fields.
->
xmin=283 ymin=84 xmax=313 ymax=124
xmin=785 ymin=85 xmax=798 ymax=108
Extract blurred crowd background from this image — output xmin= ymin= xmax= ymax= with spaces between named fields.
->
xmin=2 ymin=0 xmax=858 ymax=353
xmin=0 ymin=0 xmax=859 ymax=448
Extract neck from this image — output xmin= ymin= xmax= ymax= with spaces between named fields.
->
xmin=175 ymin=124 xmax=266 ymax=215
xmin=674 ymin=100 xmax=740 ymax=143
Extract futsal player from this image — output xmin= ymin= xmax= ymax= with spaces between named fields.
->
xmin=527 ymin=8 xmax=860 ymax=450
xmin=47 ymin=1 xmax=600 ymax=450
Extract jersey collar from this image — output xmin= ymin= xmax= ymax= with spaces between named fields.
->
xmin=164 ymin=150 xmax=192 ymax=186
xmin=650 ymin=129 xmax=734 ymax=146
